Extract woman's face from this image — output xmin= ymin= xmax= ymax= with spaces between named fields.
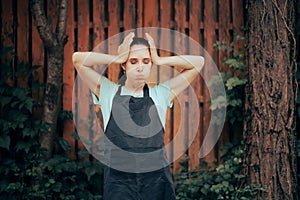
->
xmin=123 ymin=44 xmax=152 ymax=84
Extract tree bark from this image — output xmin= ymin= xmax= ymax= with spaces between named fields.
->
xmin=30 ymin=0 xmax=68 ymax=158
xmin=243 ymin=0 xmax=298 ymax=199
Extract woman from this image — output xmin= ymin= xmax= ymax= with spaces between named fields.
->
xmin=72 ymin=32 xmax=204 ymax=200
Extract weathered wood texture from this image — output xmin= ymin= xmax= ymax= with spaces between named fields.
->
xmin=0 ymin=0 xmax=244 ymax=173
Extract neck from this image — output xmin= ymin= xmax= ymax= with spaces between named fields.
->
xmin=124 ymin=80 xmax=145 ymax=93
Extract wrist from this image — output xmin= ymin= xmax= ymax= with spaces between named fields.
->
xmin=155 ymin=57 xmax=167 ymax=66
xmin=113 ymin=55 xmax=125 ymax=64
xmin=152 ymin=57 xmax=162 ymax=65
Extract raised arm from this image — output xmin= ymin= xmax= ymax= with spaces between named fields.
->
xmin=72 ymin=32 xmax=135 ymax=97
xmin=145 ymin=33 xmax=205 ymax=101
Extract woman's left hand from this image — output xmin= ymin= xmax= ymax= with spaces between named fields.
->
xmin=145 ymin=33 xmax=161 ymax=65
xmin=117 ymin=32 xmax=135 ymax=63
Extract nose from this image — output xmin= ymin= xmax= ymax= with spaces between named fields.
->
xmin=137 ymin=62 xmax=143 ymax=71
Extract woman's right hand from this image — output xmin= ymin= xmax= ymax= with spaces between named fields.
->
xmin=145 ymin=33 xmax=161 ymax=65
xmin=117 ymin=32 xmax=135 ymax=63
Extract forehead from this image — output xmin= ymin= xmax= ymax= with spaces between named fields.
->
xmin=129 ymin=44 xmax=150 ymax=58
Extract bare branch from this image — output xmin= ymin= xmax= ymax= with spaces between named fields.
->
xmin=57 ymin=0 xmax=68 ymax=45
xmin=30 ymin=0 xmax=56 ymax=47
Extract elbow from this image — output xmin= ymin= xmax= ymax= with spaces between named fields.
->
xmin=197 ymin=56 xmax=205 ymax=70
xmin=192 ymin=56 xmax=204 ymax=71
xmin=72 ymin=52 xmax=81 ymax=67
xmin=200 ymin=56 xmax=205 ymax=66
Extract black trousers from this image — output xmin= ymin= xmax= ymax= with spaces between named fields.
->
xmin=103 ymin=166 xmax=176 ymax=200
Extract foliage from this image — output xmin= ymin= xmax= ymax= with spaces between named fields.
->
xmin=0 ymin=47 xmax=103 ymax=199
xmin=209 ymin=36 xmax=247 ymax=125
xmin=174 ymin=139 xmax=266 ymax=200
xmin=0 ymin=80 xmax=103 ymax=199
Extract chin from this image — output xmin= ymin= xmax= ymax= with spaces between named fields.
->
xmin=136 ymin=79 xmax=146 ymax=84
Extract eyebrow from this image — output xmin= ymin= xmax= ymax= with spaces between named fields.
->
xmin=129 ymin=57 xmax=150 ymax=59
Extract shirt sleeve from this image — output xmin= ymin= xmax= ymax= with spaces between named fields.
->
xmin=91 ymin=76 xmax=118 ymax=107
xmin=91 ymin=76 xmax=119 ymax=131
xmin=156 ymin=80 xmax=173 ymax=108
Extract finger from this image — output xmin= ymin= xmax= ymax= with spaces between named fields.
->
xmin=146 ymin=33 xmax=156 ymax=49
xmin=124 ymin=32 xmax=135 ymax=43
xmin=146 ymin=33 xmax=157 ymax=54
xmin=145 ymin=33 xmax=152 ymax=42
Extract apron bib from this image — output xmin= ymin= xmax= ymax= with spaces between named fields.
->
xmin=103 ymin=84 xmax=176 ymax=200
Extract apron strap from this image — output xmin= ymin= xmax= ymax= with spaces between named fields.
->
xmin=143 ymin=84 xmax=149 ymax=97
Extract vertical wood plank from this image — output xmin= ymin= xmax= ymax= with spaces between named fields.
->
xmin=107 ymin=0 xmax=120 ymax=83
xmin=92 ymin=0 xmax=106 ymax=141
xmin=123 ymin=0 xmax=136 ymax=30
xmin=188 ymin=0 xmax=203 ymax=170
xmin=232 ymin=0 xmax=244 ymax=54
xmin=1 ymin=0 xmax=14 ymax=86
xmin=17 ymin=0 xmax=29 ymax=88
xmin=159 ymin=0 xmax=173 ymax=168
xmin=218 ymin=0 xmax=230 ymax=70
xmin=136 ymin=0 xmax=144 ymax=29
xmin=93 ymin=0 xmax=106 ymax=48
xmin=203 ymin=0 xmax=217 ymax=166
xmin=77 ymin=0 xmax=90 ymax=52
xmin=173 ymin=0 xmax=188 ymax=173
xmin=77 ymin=0 xmax=90 ymax=154
xmin=217 ymin=0 xmax=231 ymax=163
xmin=231 ymin=0 xmax=244 ymax=139
xmin=232 ymin=0 xmax=244 ymax=47
xmin=159 ymin=0 xmax=172 ymax=82
xmin=31 ymin=9 xmax=44 ymax=118
xmin=143 ymin=0 xmax=159 ymax=84
xmin=63 ymin=0 xmax=76 ymax=158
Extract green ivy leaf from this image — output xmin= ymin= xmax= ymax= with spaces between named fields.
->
xmin=58 ymin=137 xmax=71 ymax=152
xmin=7 ymin=110 xmax=28 ymax=123
xmin=19 ymin=98 xmax=33 ymax=113
xmin=226 ymin=77 xmax=247 ymax=90
xmin=49 ymin=179 xmax=55 ymax=184
xmin=210 ymin=96 xmax=227 ymax=110
xmin=0 ymin=96 xmax=12 ymax=107
xmin=15 ymin=141 xmax=32 ymax=153
xmin=85 ymin=166 xmax=97 ymax=181
xmin=228 ymin=99 xmax=242 ymax=107
xmin=7 ymin=182 xmax=22 ymax=192
xmin=0 ymin=135 xmax=10 ymax=150
xmin=22 ymin=128 xmax=37 ymax=138
xmin=77 ymin=150 xmax=90 ymax=158
xmin=71 ymin=131 xmax=80 ymax=140
xmin=52 ymin=182 xmax=62 ymax=193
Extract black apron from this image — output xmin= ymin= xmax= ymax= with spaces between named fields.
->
xmin=103 ymin=84 xmax=176 ymax=200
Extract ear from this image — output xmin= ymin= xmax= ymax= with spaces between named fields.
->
xmin=121 ymin=63 xmax=126 ymax=71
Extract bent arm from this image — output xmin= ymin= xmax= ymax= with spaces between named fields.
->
xmin=158 ymin=55 xmax=205 ymax=101
xmin=145 ymin=33 xmax=204 ymax=101
xmin=72 ymin=52 xmax=121 ymax=97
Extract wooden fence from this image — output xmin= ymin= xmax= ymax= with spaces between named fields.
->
xmin=0 ymin=0 xmax=244 ymax=174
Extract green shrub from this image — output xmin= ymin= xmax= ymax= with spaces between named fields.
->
xmin=174 ymin=139 xmax=265 ymax=200
xmin=0 ymin=45 xmax=103 ymax=199
xmin=209 ymin=35 xmax=247 ymax=125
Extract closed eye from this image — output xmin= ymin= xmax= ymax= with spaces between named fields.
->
xmin=129 ymin=58 xmax=138 ymax=64
xmin=142 ymin=58 xmax=150 ymax=64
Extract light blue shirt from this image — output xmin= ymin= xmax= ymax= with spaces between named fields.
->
xmin=91 ymin=76 xmax=173 ymax=131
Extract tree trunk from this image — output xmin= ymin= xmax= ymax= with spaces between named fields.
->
xmin=41 ymin=46 xmax=64 ymax=157
xmin=30 ymin=0 xmax=68 ymax=158
xmin=243 ymin=0 xmax=298 ymax=199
